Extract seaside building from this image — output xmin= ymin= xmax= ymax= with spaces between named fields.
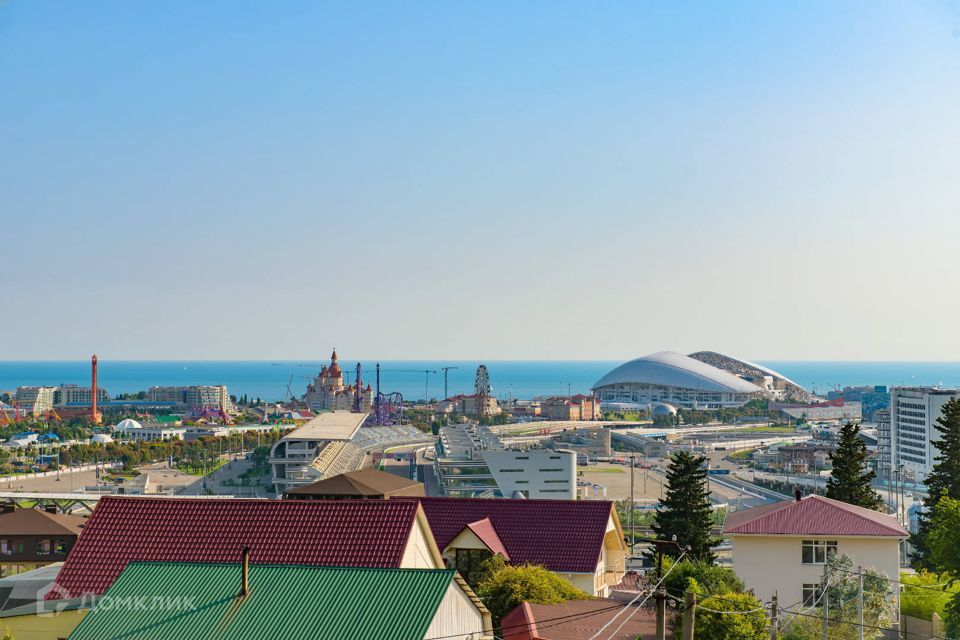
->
xmin=146 ymin=385 xmax=234 ymax=411
xmin=540 ymin=395 xmax=602 ymax=421
xmin=436 ymin=394 xmax=501 ymax=416
xmin=13 ymin=387 xmax=56 ymax=416
xmin=884 ymin=387 xmax=960 ymax=482
xmin=53 ymin=385 xmax=109 ymax=407
xmin=592 ymin=351 xmax=767 ymax=410
xmin=303 ymin=349 xmax=373 ymax=412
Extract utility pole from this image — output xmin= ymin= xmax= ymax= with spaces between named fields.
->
xmin=682 ymin=590 xmax=696 ymax=640
xmin=644 ymin=539 xmax=673 ymax=640
xmin=822 ymin=562 xmax=830 ymax=640
xmin=769 ymin=591 xmax=779 ymax=640
xmin=630 ymin=454 xmax=636 ymax=555
xmin=857 ymin=566 xmax=864 ymax=640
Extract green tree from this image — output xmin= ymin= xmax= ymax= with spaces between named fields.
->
xmin=825 ymin=422 xmax=883 ymax=510
xmin=475 ymin=563 xmax=589 ymax=625
xmin=662 ymin=558 xmax=744 ymax=602
xmin=692 ymin=591 xmax=767 ymax=640
xmin=921 ymin=495 xmax=960 ymax=637
xmin=913 ymin=398 xmax=960 ymax=570
xmin=649 ymin=451 xmax=719 ymax=562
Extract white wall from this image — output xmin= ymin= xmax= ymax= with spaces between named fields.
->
xmin=422 ymin=581 xmax=488 ymax=640
xmin=731 ymin=534 xmax=901 ymax=609
xmin=482 ymin=449 xmax=576 ymax=499
xmin=402 ymin=518 xmax=443 ymax=569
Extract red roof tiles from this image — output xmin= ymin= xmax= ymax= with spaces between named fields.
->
xmin=462 ymin=518 xmax=511 ymax=560
xmin=50 ymin=496 xmax=420 ymax=598
xmin=411 ymin=497 xmax=615 ymax=574
xmin=722 ymin=495 xmax=908 ymax=537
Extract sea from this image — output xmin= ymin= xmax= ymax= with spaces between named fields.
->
xmin=4 ymin=360 xmax=960 ymax=403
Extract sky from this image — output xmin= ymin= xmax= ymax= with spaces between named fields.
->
xmin=2 ymin=1 xmax=960 ymax=361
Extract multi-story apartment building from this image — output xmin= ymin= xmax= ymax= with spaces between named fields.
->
xmin=885 ymin=387 xmax=960 ymax=482
xmin=875 ymin=408 xmax=891 ymax=479
xmin=54 ymin=385 xmax=110 ymax=406
xmin=13 ymin=387 xmax=56 ymax=416
xmin=146 ymin=385 xmax=233 ymax=410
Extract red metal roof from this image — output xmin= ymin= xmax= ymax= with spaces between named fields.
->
xmin=462 ymin=518 xmax=511 ymax=560
xmin=722 ymin=495 xmax=908 ymax=537
xmin=411 ymin=497 xmax=615 ymax=573
xmin=50 ymin=496 xmax=420 ymax=598
xmin=501 ymin=599 xmax=668 ymax=640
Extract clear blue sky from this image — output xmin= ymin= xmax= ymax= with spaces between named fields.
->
xmin=2 ymin=2 xmax=959 ymax=361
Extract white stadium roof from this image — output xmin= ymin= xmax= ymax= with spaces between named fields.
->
xmin=592 ymin=351 xmax=764 ymax=394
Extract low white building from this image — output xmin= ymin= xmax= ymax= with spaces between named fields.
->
xmin=723 ymin=494 xmax=907 ymax=613
xmin=126 ymin=426 xmax=186 ymax=442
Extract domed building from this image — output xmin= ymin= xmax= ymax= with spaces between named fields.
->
xmin=592 ymin=351 xmax=769 ymax=410
xmin=113 ymin=418 xmax=142 ymax=433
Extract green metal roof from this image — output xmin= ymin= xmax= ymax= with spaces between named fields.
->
xmin=69 ymin=563 xmax=458 ymax=640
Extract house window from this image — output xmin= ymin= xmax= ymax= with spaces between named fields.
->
xmin=801 ymin=540 xmax=837 ymax=564
xmin=36 ymin=539 xmax=51 ymax=556
xmin=54 ymin=540 xmax=68 ymax=555
xmin=452 ymin=548 xmax=493 ymax=586
xmin=802 ymin=583 xmax=823 ymax=606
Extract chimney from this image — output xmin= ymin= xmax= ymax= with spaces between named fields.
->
xmin=45 ymin=505 xmax=58 ymax=515
xmin=240 ymin=547 xmax=250 ymax=597
xmin=794 ymin=488 xmax=803 ymax=502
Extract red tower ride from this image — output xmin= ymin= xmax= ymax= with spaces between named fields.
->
xmin=91 ymin=354 xmax=102 ymax=425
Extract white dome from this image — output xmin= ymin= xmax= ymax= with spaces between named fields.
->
xmin=651 ymin=402 xmax=678 ymax=416
xmin=114 ymin=419 xmax=142 ymax=432
xmin=92 ymin=433 xmax=114 ymax=444
xmin=593 ymin=351 xmax=763 ymax=394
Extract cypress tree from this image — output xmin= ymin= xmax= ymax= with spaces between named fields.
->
xmin=649 ymin=451 xmax=718 ymax=563
xmin=825 ymin=422 xmax=883 ymax=510
xmin=912 ymin=398 xmax=960 ymax=571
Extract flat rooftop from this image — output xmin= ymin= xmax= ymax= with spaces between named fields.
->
xmin=281 ymin=411 xmax=368 ymax=442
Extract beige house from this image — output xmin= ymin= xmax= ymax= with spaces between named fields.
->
xmin=415 ymin=497 xmax=627 ymax=597
xmin=723 ymin=494 xmax=907 ymax=611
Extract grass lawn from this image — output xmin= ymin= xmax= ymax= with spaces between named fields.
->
xmin=732 ymin=425 xmax=799 ymax=434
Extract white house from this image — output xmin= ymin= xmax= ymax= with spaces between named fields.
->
xmin=723 ymin=494 xmax=907 ymax=612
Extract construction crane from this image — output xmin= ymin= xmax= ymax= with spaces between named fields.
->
xmin=378 ymin=369 xmax=438 ymax=401
xmin=440 ymin=367 xmax=459 ymax=401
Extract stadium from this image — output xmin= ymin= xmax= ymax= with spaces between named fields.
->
xmin=592 ymin=351 xmax=805 ymax=410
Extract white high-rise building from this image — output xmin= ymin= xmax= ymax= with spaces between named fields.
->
xmin=887 ymin=387 xmax=960 ymax=481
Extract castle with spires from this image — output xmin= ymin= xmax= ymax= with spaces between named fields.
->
xmin=302 ymin=349 xmax=373 ymax=412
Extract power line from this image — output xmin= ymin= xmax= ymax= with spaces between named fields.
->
xmin=421 ymin=603 xmax=624 ymax=640
xmin=786 ymin=608 xmax=960 ymax=640
xmin=600 ymin=551 xmax=688 ymax=640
